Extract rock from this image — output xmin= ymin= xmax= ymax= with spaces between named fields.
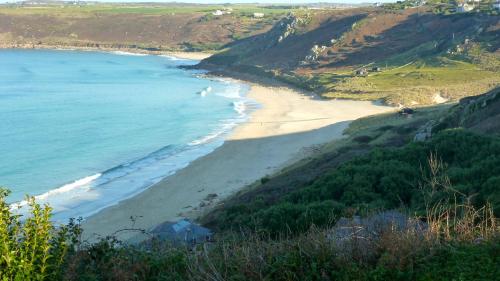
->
xmin=414 ymin=120 xmax=436 ymax=142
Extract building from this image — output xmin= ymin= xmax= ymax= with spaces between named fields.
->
xmin=212 ymin=10 xmax=224 ymax=16
xmin=355 ymin=68 xmax=367 ymax=76
xmin=150 ymin=219 xmax=212 ymax=246
xmin=456 ymin=3 xmax=474 ymax=13
xmin=253 ymin=12 xmax=265 ymax=18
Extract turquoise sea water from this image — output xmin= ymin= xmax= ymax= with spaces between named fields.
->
xmin=0 ymin=49 xmax=251 ymax=221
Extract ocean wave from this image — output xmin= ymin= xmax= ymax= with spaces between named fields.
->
xmin=11 ymin=173 xmax=102 ymax=210
xmin=159 ymin=55 xmax=189 ymax=61
xmin=232 ymin=101 xmax=247 ymax=116
xmin=111 ymin=51 xmax=149 ymax=56
xmin=197 ymin=86 xmax=212 ymax=97
xmin=215 ymin=83 xmax=245 ymax=99
xmin=11 ymin=80 xmax=254 ymax=223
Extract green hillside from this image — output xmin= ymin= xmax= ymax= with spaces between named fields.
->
xmin=199 ymin=6 xmax=500 ymax=105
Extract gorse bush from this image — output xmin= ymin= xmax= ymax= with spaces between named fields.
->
xmin=0 ymin=189 xmax=80 ymax=281
xmin=62 ymin=202 xmax=499 ymax=281
xmin=213 ymin=130 xmax=500 ymax=235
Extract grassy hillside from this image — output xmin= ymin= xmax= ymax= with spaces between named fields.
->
xmin=0 ymin=3 xmax=297 ymax=52
xmin=202 ymin=88 xmax=500 ymax=234
xmin=199 ymin=6 xmax=500 ymax=105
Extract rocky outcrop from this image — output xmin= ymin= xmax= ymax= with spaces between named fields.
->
xmin=434 ymin=87 xmax=500 ymax=135
xmin=327 ymin=211 xmax=426 ymax=256
xmin=276 ymin=13 xmax=311 ymax=44
xmin=414 ymin=120 xmax=437 ymax=142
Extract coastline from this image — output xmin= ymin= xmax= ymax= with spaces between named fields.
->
xmin=2 ymin=45 xmax=394 ymax=241
xmin=0 ymin=43 xmax=212 ymax=61
xmin=82 ymin=81 xmax=395 ymax=242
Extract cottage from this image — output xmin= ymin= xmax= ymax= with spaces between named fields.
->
xmin=456 ymin=3 xmax=474 ymax=13
xmin=212 ymin=10 xmax=224 ymax=16
xmin=151 ymin=219 xmax=212 ymax=246
xmin=371 ymin=66 xmax=381 ymax=72
xmin=355 ymin=68 xmax=367 ymax=76
xmin=253 ymin=12 xmax=265 ymax=18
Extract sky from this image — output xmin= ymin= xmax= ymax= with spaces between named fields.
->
xmin=1 ymin=0 xmax=394 ymax=3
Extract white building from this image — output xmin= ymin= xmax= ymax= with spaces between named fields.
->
xmin=456 ymin=3 xmax=474 ymax=12
xmin=253 ymin=12 xmax=265 ymax=18
xmin=212 ymin=10 xmax=224 ymax=16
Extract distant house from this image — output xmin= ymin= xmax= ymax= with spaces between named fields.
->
xmin=150 ymin=219 xmax=212 ymax=246
xmin=456 ymin=3 xmax=474 ymax=13
xmin=355 ymin=68 xmax=367 ymax=76
xmin=371 ymin=66 xmax=381 ymax=72
xmin=212 ymin=10 xmax=224 ymax=16
xmin=253 ymin=12 xmax=265 ymax=18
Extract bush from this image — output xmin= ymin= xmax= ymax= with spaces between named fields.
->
xmin=211 ymin=130 xmax=500 ymax=235
xmin=0 ymin=189 xmax=80 ymax=280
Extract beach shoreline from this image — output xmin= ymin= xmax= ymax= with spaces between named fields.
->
xmin=81 ymin=79 xmax=395 ymax=242
xmin=0 ymin=43 xmax=212 ymax=60
xmin=1 ymin=46 xmax=394 ymax=241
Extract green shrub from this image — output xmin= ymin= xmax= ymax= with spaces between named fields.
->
xmin=0 ymin=189 xmax=80 ymax=280
xmin=212 ymin=130 xmax=500 ymax=234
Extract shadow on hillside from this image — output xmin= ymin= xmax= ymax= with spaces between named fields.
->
xmin=202 ymin=13 xmax=367 ymax=69
xmin=322 ymin=12 xmax=499 ymax=67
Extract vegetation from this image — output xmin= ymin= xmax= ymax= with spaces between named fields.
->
xmin=0 ymin=4 xmax=299 ymax=16
xmin=0 ymin=3 xmax=296 ymax=53
xmin=209 ymin=129 xmax=500 ymax=235
xmin=61 ymin=226 xmax=499 ymax=281
xmin=1 ymin=147 xmax=498 ymax=280
xmin=200 ymin=6 xmax=500 ymax=106
xmin=1 ymin=98 xmax=499 ymax=279
xmin=1 ymin=4 xmax=499 ymax=279
xmin=317 ymin=58 xmax=499 ymax=105
xmin=0 ymin=189 xmax=81 ymax=280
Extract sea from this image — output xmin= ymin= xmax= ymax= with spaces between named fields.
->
xmin=0 ymin=49 xmax=252 ymax=221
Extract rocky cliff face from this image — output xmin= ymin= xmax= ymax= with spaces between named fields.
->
xmin=435 ymin=87 xmax=500 ymax=135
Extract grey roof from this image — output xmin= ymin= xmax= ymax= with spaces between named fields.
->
xmin=150 ymin=219 xmax=212 ymax=243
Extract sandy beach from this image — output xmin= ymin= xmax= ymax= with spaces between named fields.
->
xmin=81 ymin=82 xmax=394 ymax=242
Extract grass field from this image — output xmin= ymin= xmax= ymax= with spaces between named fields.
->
xmin=0 ymin=3 xmax=296 ymax=52
xmin=308 ymin=57 xmax=500 ymax=105
xmin=0 ymin=4 xmax=299 ymax=16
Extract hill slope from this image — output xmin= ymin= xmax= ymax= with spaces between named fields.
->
xmin=0 ymin=3 xmax=293 ymax=52
xmin=201 ymin=86 xmax=500 ymax=233
xmin=199 ymin=7 xmax=500 ymax=105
